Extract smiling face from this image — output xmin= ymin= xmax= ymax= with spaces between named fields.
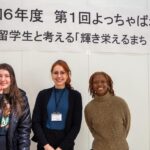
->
xmin=0 ymin=69 xmax=11 ymax=93
xmin=51 ymin=65 xmax=68 ymax=89
xmin=92 ymin=74 xmax=109 ymax=96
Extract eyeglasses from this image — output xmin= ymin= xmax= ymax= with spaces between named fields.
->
xmin=52 ymin=71 xmax=66 ymax=75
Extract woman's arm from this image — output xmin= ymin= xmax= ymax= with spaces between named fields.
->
xmin=17 ymin=93 xmax=32 ymax=150
xmin=32 ymin=91 xmax=49 ymax=147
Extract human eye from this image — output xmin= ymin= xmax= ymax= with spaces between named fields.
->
xmin=93 ymin=80 xmax=99 ymax=84
xmin=53 ymin=71 xmax=66 ymax=75
xmin=101 ymin=80 xmax=107 ymax=84
xmin=60 ymin=71 xmax=66 ymax=75
xmin=5 ymin=74 xmax=10 ymax=78
xmin=93 ymin=80 xmax=107 ymax=84
xmin=53 ymin=71 xmax=59 ymax=75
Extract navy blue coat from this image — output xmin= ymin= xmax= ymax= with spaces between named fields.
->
xmin=32 ymin=87 xmax=82 ymax=150
xmin=0 ymin=90 xmax=31 ymax=150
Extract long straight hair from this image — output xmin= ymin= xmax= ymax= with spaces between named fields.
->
xmin=0 ymin=63 xmax=24 ymax=117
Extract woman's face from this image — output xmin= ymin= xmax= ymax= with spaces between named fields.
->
xmin=0 ymin=69 xmax=11 ymax=93
xmin=51 ymin=65 xmax=68 ymax=89
xmin=92 ymin=74 xmax=109 ymax=96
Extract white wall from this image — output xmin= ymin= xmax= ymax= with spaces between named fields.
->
xmin=0 ymin=0 xmax=150 ymax=149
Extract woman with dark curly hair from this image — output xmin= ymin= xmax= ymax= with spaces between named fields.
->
xmin=84 ymin=71 xmax=131 ymax=150
xmin=0 ymin=63 xmax=31 ymax=150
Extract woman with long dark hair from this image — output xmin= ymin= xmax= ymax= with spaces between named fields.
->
xmin=0 ymin=63 xmax=31 ymax=150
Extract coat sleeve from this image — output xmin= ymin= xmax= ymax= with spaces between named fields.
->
xmin=32 ymin=91 xmax=49 ymax=147
xmin=17 ymin=93 xmax=32 ymax=150
xmin=0 ymin=94 xmax=3 ymax=100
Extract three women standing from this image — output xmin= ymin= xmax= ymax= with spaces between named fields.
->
xmin=0 ymin=62 xmax=131 ymax=150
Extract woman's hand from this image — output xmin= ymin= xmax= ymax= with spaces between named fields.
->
xmin=56 ymin=147 xmax=62 ymax=150
xmin=44 ymin=144 xmax=55 ymax=150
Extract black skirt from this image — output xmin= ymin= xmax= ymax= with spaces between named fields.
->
xmin=37 ymin=128 xmax=73 ymax=150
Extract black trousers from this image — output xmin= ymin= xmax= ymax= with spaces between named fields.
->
xmin=0 ymin=135 xmax=7 ymax=150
